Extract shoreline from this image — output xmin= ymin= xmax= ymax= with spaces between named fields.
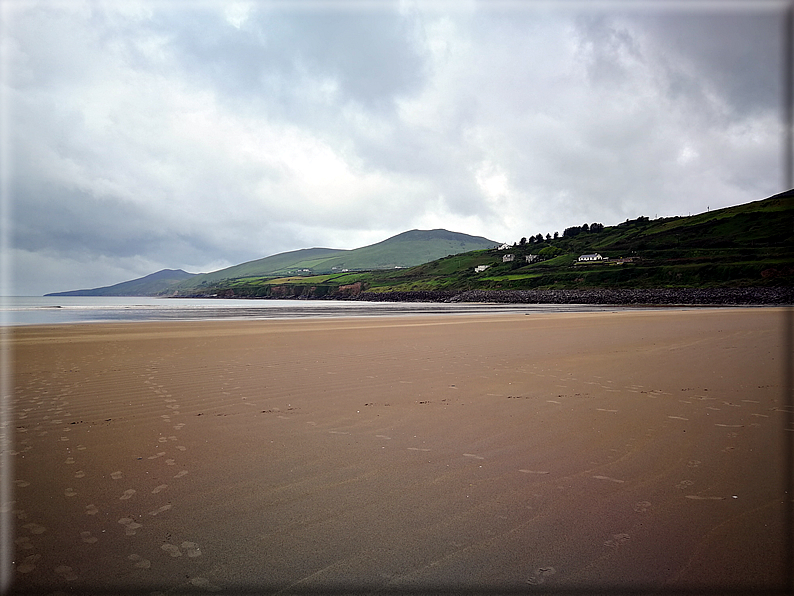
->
xmin=175 ymin=286 xmax=794 ymax=305
xmin=357 ymin=286 xmax=794 ymax=304
xmin=7 ymin=309 xmax=792 ymax=593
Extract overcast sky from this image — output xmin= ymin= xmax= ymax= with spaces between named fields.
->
xmin=2 ymin=0 xmax=787 ymax=295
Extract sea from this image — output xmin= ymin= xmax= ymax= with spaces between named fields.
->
xmin=0 ymin=296 xmax=633 ymax=326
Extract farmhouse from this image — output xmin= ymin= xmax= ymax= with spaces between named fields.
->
xmin=578 ymin=253 xmax=603 ymax=262
xmin=474 ymin=265 xmax=490 ymax=273
xmin=525 ymin=254 xmax=539 ymax=263
xmin=502 ymin=254 xmax=515 ymax=263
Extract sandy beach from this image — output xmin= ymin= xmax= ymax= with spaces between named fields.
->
xmin=5 ymin=308 xmax=792 ymax=593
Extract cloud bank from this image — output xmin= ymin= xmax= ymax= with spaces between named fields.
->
xmin=2 ymin=1 xmax=785 ymax=295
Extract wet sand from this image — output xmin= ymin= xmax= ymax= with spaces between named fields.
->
xmin=6 ymin=308 xmax=792 ymax=593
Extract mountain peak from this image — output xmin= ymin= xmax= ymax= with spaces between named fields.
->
xmin=46 ymin=229 xmax=497 ymax=296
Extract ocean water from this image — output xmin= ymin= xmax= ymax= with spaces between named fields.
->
xmin=0 ymin=296 xmax=628 ymax=326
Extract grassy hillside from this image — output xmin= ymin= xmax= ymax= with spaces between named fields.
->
xmin=177 ymin=248 xmax=342 ymax=287
xmin=194 ymin=190 xmax=793 ymax=298
xmin=173 ymin=229 xmax=497 ymax=293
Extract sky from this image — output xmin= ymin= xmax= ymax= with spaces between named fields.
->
xmin=1 ymin=0 xmax=788 ymax=296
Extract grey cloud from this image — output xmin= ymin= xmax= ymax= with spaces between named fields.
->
xmin=153 ymin=5 xmax=426 ymax=115
xmin=5 ymin=2 xmax=785 ymax=295
xmin=632 ymin=11 xmax=783 ymax=117
xmin=573 ymin=13 xmax=644 ymax=88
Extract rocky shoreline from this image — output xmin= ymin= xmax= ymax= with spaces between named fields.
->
xmin=354 ymin=287 xmax=794 ymax=305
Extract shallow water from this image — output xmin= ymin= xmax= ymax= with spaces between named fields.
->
xmin=0 ymin=296 xmax=637 ymax=326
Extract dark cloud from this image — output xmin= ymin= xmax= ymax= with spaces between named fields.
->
xmin=152 ymin=5 xmax=425 ymax=116
xmin=632 ymin=10 xmax=783 ymax=117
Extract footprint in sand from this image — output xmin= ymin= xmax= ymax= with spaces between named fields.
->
xmin=15 ymin=537 xmax=34 ymax=550
xmin=16 ymin=554 xmax=41 ymax=574
xmin=527 ymin=566 xmax=556 ymax=585
xmin=118 ymin=517 xmax=143 ymax=536
xmin=181 ymin=541 xmax=202 ymax=558
xmin=676 ymin=479 xmax=694 ymax=490
xmin=686 ymin=460 xmax=701 ymax=469
xmin=85 ymin=504 xmax=99 ymax=515
xmin=127 ymin=554 xmax=151 ymax=569
xmin=74 ymin=470 xmax=85 ymax=479
xmin=165 ymin=459 xmax=176 ymax=466
xmin=80 ymin=530 xmax=98 ymax=544
xmin=54 ymin=564 xmax=79 ymax=581
xmin=120 ymin=489 xmax=137 ymax=500
xmin=64 ymin=457 xmax=75 ymax=465
xmin=161 ymin=543 xmax=182 ymax=558
xmin=23 ymin=523 xmax=46 ymax=535
xmin=189 ymin=576 xmax=221 ymax=591
xmin=592 ymin=475 xmax=624 ymax=484
xmin=148 ymin=504 xmax=173 ymax=516
xmin=64 ymin=488 xmax=77 ymax=498
xmin=633 ymin=501 xmax=651 ymax=513
xmin=174 ymin=470 xmax=188 ymax=479
xmin=14 ymin=480 xmax=30 ymax=488
xmin=604 ymin=533 xmax=630 ymax=548
xmin=110 ymin=471 xmax=123 ymax=480
xmin=176 ymin=446 xmax=187 ymax=451
xmin=152 ymin=484 xmax=168 ymax=494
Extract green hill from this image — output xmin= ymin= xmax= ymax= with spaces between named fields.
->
xmin=173 ymin=229 xmax=497 ymax=293
xmin=197 ymin=189 xmax=793 ymax=298
xmin=46 ymin=269 xmax=197 ymax=297
xmin=176 ymin=247 xmax=343 ymax=287
xmin=46 ymin=230 xmax=498 ymax=297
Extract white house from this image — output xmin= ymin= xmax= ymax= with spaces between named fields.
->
xmin=578 ymin=253 xmax=603 ymax=262
xmin=498 ymin=243 xmax=511 ymax=250
xmin=474 ymin=265 xmax=490 ymax=273
xmin=502 ymin=254 xmax=515 ymax=263
xmin=525 ymin=254 xmax=539 ymax=263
